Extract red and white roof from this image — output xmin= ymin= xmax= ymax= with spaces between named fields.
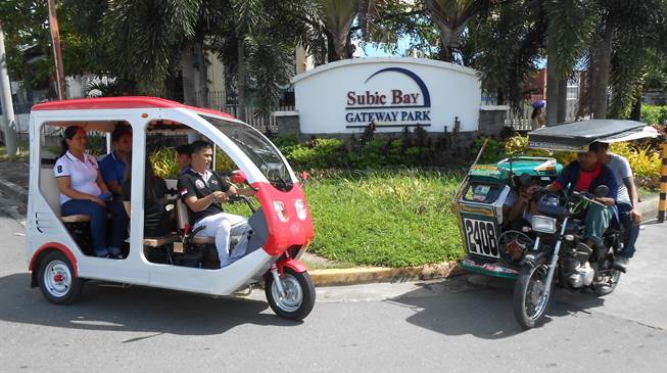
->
xmin=32 ymin=96 xmax=236 ymax=120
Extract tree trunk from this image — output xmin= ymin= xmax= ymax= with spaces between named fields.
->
xmin=546 ymin=58 xmax=559 ymax=126
xmin=237 ymin=37 xmax=246 ymax=121
xmin=195 ymin=42 xmax=209 ymax=108
xmin=557 ymin=79 xmax=568 ymax=123
xmin=630 ymin=95 xmax=642 ymax=121
xmin=0 ymin=24 xmax=18 ymax=157
xmin=181 ymin=45 xmax=197 ymax=105
xmin=591 ymin=20 xmax=614 ymax=119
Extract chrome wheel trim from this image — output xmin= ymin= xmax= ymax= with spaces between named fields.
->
xmin=44 ymin=260 xmax=72 ymax=298
xmin=271 ymin=274 xmax=303 ymax=313
xmin=525 ymin=267 xmax=549 ymax=321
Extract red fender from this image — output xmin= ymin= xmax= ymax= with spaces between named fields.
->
xmin=277 ymin=259 xmax=308 ymax=276
xmin=29 ymin=242 xmax=78 ymax=277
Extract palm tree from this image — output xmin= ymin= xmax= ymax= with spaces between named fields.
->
xmin=421 ymin=0 xmax=495 ymax=62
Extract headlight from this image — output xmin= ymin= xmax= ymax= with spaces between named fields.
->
xmin=295 ymin=199 xmax=307 ymax=220
xmin=532 ymin=215 xmax=557 ymax=234
xmin=273 ymin=201 xmax=289 ymax=222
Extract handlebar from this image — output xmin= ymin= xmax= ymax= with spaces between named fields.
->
xmin=228 ymin=194 xmax=256 ymax=213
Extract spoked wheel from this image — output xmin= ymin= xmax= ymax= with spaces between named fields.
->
xmin=265 ymin=268 xmax=315 ymax=321
xmin=37 ymin=251 xmax=83 ymax=305
xmin=593 ymin=268 xmax=621 ymax=296
xmin=513 ymin=264 xmax=552 ymax=329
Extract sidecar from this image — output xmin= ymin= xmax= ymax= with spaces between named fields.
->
xmin=455 ymin=157 xmax=562 ymax=279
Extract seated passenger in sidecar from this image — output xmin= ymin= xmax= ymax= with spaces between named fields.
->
xmin=503 ymin=176 xmax=541 ymax=231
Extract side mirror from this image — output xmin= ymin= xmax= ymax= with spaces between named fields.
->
xmin=300 ymin=171 xmax=309 ymax=185
xmin=593 ymin=185 xmax=609 ymax=198
xmin=230 ymin=170 xmax=247 ymax=184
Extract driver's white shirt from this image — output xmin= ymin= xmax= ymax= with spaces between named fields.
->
xmin=54 ymin=151 xmax=102 ymax=205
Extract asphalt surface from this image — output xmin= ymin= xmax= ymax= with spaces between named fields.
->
xmin=0 ymin=209 xmax=666 ymax=373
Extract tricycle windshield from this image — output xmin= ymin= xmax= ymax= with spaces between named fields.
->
xmin=201 ymin=115 xmax=293 ymax=188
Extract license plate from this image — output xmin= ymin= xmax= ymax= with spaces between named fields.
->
xmin=463 ymin=218 xmax=499 ymax=258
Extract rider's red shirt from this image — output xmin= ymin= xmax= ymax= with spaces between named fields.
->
xmin=573 ymin=162 xmax=602 ymax=191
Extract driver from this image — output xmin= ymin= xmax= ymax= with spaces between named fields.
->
xmin=178 ymin=141 xmax=255 ymax=268
xmin=547 ymin=145 xmax=618 ymax=260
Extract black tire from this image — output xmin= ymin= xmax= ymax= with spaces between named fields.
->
xmin=37 ymin=251 xmax=83 ymax=305
xmin=265 ymin=268 xmax=315 ymax=321
xmin=513 ymin=264 xmax=552 ymax=329
xmin=593 ymin=268 xmax=621 ymax=296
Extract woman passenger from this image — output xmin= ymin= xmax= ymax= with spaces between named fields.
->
xmin=54 ymin=126 xmax=121 ymax=258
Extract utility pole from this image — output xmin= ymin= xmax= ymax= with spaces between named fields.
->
xmin=47 ymin=0 xmax=66 ymax=100
xmin=0 ymin=23 xmax=18 ymax=157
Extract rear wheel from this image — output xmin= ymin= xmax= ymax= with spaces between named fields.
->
xmin=513 ymin=264 xmax=552 ymax=329
xmin=265 ymin=268 xmax=315 ymax=321
xmin=37 ymin=251 xmax=83 ymax=305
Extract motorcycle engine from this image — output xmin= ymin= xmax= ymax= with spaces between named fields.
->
xmin=568 ymin=260 xmax=596 ymax=288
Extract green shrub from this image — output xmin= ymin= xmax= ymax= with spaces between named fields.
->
xmin=641 ymin=104 xmax=667 ymax=126
xmin=150 ymin=148 xmax=179 ymax=179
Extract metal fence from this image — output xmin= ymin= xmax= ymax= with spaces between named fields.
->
xmin=195 ymin=89 xmax=293 ymax=133
xmin=505 ymin=98 xmax=579 ymax=131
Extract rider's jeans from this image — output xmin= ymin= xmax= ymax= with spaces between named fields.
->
xmin=584 ymin=202 xmax=613 ymax=247
xmin=617 ymin=201 xmax=639 ymax=258
xmin=193 ymin=213 xmax=251 ymax=268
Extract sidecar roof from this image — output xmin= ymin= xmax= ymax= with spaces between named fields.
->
xmin=528 ymin=119 xmax=658 ymax=152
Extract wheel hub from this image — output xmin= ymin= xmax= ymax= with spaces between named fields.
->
xmin=44 ymin=260 xmax=72 ymax=298
xmin=272 ymin=275 xmax=303 ymax=313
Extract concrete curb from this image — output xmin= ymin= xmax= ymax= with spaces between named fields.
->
xmin=311 ymin=261 xmax=466 ymax=287
xmin=0 ymin=177 xmax=28 ymax=205
xmin=639 ymin=195 xmax=660 ymax=222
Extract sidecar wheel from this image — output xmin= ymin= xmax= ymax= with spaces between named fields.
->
xmin=513 ymin=264 xmax=552 ymax=329
xmin=265 ymin=268 xmax=315 ymax=321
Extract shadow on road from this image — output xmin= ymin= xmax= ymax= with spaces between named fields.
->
xmin=389 ymin=275 xmax=607 ymax=339
xmin=0 ymin=273 xmax=296 ymax=337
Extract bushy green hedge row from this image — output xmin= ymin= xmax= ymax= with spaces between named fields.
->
xmin=273 ymin=129 xmax=469 ymax=170
xmin=641 ymin=104 xmax=667 ymax=126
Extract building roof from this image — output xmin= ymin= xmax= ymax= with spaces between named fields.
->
xmin=32 ymin=96 xmax=236 ymax=120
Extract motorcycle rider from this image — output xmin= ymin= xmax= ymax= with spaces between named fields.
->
xmin=547 ymin=146 xmax=618 ymax=278
xmin=590 ymin=142 xmax=640 ymax=271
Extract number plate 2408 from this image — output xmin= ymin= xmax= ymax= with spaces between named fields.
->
xmin=463 ymin=218 xmax=500 ymax=259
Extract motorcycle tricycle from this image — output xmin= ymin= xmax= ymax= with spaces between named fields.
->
xmin=455 ymin=119 xmax=658 ymax=328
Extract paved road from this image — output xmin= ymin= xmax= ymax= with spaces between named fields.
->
xmin=0 ymin=210 xmax=666 ymax=373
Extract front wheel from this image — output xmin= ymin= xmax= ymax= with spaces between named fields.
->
xmin=265 ymin=268 xmax=315 ymax=321
xmin=37 ymin=251 xmax=83 ymax=305
xmin=513 ymin=264 xmax=552 ymax=329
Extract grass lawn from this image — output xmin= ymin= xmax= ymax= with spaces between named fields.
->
xmin=0 ymin=143 xmax=30 ymax=162
xmin=303 ymin=169 xmax=465 ymax=268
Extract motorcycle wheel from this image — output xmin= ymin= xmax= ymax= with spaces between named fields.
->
xmin=265 ymin=267 xmax=316 ymax=321
xmin=513 ymin=264 xmax=552 ymax=329
xmin=593 ymin=268 xmax=621 ymax=296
